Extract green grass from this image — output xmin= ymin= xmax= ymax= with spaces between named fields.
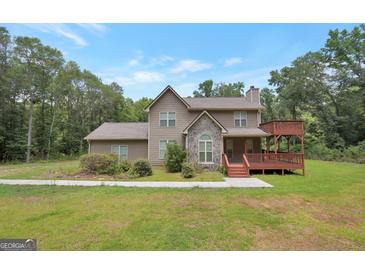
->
xmin=0 ymin=160 xmax=224 ymax=181
xmin=0 ymin=160 xmax=364 ymax=250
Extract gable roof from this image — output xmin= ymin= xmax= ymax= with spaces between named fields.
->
xmin=182 ymin=111 xmax=228 ymax=134
xmin=183 ymin=97 xmax=264 ymax=110
xmin=84 ymin=122 xmax=148 ymax=140
xmin=144 ymin=85 xmax=190 ymax=112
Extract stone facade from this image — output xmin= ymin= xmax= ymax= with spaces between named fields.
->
xmin=187 ymin=114 xmax=222 ymax=170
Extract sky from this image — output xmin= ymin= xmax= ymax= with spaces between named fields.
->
xmin=1 ymin=23 xmax=358 ymax=100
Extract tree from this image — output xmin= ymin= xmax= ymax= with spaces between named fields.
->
xmin=215 ymin=82 xmax=245 ymax=97
xmin=260 ymin=88 xmax=276 ymax=122
xmin=193 ymin=80 xmax=245 ymax=97
xmin=193 ymin=80 xmax=214 ymax=97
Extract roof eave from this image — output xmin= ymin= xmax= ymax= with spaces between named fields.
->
xmin=144 ymin=85 xmax=190 ymax=112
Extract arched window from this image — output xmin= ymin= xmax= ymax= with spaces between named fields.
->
xmin=199 ymin=134 xmax=213 ymax=163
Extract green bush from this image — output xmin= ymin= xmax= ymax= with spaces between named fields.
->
xmin=164 ymin=143 xmax=187 ymax=172
xmin=305 ymin=140 xmax=365 ymax=163
xmin=181 ymin=162 xmax=196 ymax=178
xmin=190 ymin=161 xmax=203 ymax=174
xmin=217 ymin=164 xmax=227 ymax=176
xmin=80 ymin=153 xmax=119 ymax=175
xmin=130 ymin=159 xmax=153 ymax=177
xmin=119 ymin=160 xmax=131 ymax=172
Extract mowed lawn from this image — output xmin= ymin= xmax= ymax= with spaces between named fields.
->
xmin=0 ymin=160 xmax=364 ymax=250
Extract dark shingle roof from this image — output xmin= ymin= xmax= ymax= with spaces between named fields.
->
xmin=84 ymin=122 xmax=148 ymax=140
xmin=183 ymin=97 xmax=264 ymax=110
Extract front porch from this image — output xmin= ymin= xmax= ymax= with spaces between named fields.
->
xmin=222 ymin=120 xmax=305 ymax=177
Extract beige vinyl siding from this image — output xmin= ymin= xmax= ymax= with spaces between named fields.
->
xmin=148 ymin=91 xmax=196 ymax=165
xmin=209 ymin=110 xmax=259 ymax=128
xmin=90 ymin=140 xmax=148 ymax=161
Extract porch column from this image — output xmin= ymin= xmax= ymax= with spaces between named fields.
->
xmin=220 ymin=135 xmax=224 ymax=164
xmin=300 ymin=135 xmax=304 ymax=153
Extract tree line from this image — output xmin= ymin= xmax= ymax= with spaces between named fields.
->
xmin=1 ymin=24 xmax=364 ymax=163
xmin=194 ymin=24 xmax=365 ymax=162
xmin=0 ymin=27 xmax=151 ymax=162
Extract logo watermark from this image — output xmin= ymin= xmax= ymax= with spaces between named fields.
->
xmin=0 ymin=239 xmax=37 ymax=251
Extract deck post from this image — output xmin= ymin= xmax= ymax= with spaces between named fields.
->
xmin=288 ymin=136 xmax=291 ymax=152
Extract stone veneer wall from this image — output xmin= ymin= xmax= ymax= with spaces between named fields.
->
xmin=187 ymin=114 xmax=222 ymax=170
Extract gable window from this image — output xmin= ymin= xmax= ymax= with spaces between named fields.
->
xmin=111 ymin=145 xmax=128 ymax=160
xmin=160 ymin=112 xmax=176 ymax=127
xmin=159 ymin=140 xmax=176 ymax=159
xmin=234 ymin=111 xmax=247 ymax=127
xmin=199 ymin=134 xmax=213 ymax=163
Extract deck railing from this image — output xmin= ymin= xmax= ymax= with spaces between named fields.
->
xmin=259 ymin=120 xmax=304 ymax=135
xmin=222 ymin=153 xmax=230 ymax=169
xmin=246 ymin=153 xmax=304 ymax=165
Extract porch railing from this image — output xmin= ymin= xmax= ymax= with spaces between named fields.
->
xmin=259 ymin=120 xmax=304 ymax=135
xmin=245 ymin=153 xmax=304 ymax=165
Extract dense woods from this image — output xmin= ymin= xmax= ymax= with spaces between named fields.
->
xmin=0 ymin=24 xmax=364 ymax=163
xmin=194 ymin=24 xmax=365 ymax=162
xmin=0 ymin=27 xmax=151 ymax=162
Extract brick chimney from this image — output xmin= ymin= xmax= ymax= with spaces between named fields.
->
xmin=246 ymin=85 xmax=261 ymax=104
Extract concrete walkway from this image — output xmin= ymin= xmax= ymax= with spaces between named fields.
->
xmin=0 ymin=178 xmax=272 ymax=188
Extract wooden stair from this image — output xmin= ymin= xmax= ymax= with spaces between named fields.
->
xmin=222 ymin=154 xmax=250 ymax=178
xmin=227 ymin=164 xmax=249 ymax=178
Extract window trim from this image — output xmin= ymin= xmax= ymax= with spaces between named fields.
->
xmin=111 ymin=145 xmax=128 ymax=160
xmin=234 ymin=111 xmax=248 ymax=128
xmin=159 ymin=112 xmax=176 ymax=128
xmin=159 ymin=139 xmax=176 ymax=159
xmin=198 ymin=134 xmax=214 ymax=164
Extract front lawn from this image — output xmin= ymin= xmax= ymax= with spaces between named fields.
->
xmin=0 ymin=160 xmax=224 ymax=181
xmin=0 ymin=160 xmax=364 ymax=250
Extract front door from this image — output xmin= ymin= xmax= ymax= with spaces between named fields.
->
xmin=245 ymin=139 xmax=254 ymax=154
xmin=225 ymin=138 xmax=245 ymax=163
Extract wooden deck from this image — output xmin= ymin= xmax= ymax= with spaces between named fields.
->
xmin=222 ymin=152 xmax=305 ymax=177
xmin=259 ymin=120 xmax=304 ymax=136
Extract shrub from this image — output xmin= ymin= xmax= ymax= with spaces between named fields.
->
xmin=181 ymin=162 xmax=196 ymax=178
xmin=164 ymin=143 xmax=187 ymax=172
xmin=119 ymin=160 xmax=131 ymax=172
xmin=80 ymin=153 xmax=119 ymax=175
xmin=130 ymin=159 xmax=152 ymax=177
xmin=191 ymin=161 xmax=203 ymax=174
xmin=217 ymin=164 xmax=227 ymax=176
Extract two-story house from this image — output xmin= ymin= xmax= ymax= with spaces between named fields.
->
xmin=85 ymin=85 xmax=305 ymax=176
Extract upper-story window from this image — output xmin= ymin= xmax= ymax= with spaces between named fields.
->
xmin=160 ymin=112 xmax=176 ymax=127
xmin=234 ymin=111 xmax=247 ymax=127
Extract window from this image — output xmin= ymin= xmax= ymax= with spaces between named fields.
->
xmin=160 ymin=112 xmax=176 ymax=127
xmin=245 ymin=139 xmax=254 ymax=153
xmin=159 ymin=140 xmax=176 ymax=159
xmin=111 ymin=145 xmax=128 ymax=160
xmin=199 ymin=134 xmax=213 ymax=163
xmin=234 ymin=111 xmax=247 ymax=127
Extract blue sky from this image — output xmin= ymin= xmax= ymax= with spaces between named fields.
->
xmin=1 ymin=23 xmax=358 ymax=100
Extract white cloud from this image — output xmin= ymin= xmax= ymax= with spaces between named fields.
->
xmin=128 ymin=58 xmax=141 ymax=67
xmin=78 ymin=23 xmax=107 ymax=37
xmin=133 ymin=71 xmax=164 ymax=82
xmin=79 ymin=23 xmax=107 ymax=32
xmin=224 ymin=57 xmax=243 ymax=67
xmin=149 ymin=55 xmax=175 ymax=66
xmin=175 ymin=82 xmax=197 ymax=96
xmin=170 ymin=59 xmax=212 ymax=74
xmin=26 ymin=24 xmax=88 ymax=47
